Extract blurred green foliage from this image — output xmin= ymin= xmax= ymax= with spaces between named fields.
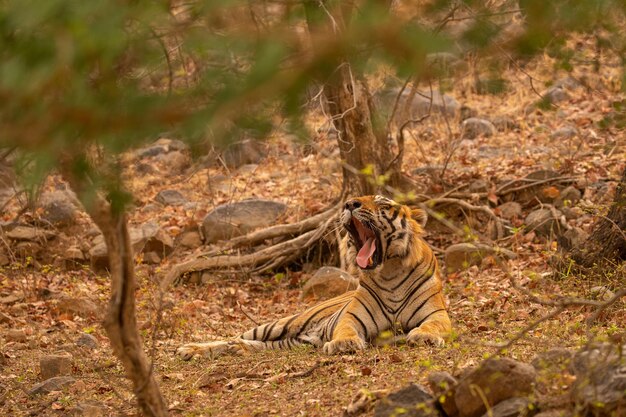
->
xmin=0 ymin=0 xmax=624 ymax=199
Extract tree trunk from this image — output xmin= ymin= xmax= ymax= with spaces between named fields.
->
xmin=304 ymin=1 xmax=402 ymax=196
xmin=572 ymin=167 xmax=626 ymax=267
xmin=61 ymin=159 xmax=169 ymax=417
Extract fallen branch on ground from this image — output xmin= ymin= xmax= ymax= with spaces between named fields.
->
xmin=161 ymin=204 xmax=341 ymax=290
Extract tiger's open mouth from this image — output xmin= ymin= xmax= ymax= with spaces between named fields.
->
xmin=346 ymin=217 xmax=382 ymax=269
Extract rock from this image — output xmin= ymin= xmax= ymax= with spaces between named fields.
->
xmin=491 ymin=116 xmax=519 ymax=132
xmin=64 ymin=246 xmax=85 ymax=262
xmin=524 ymin=208 xmax=564 ymax=237
xmin=76 ymin=333 xmax=98 ymax=350
xmin=496 ymin=202 xmax=523 ymax=220
xmin=156 ymin=151 xmax=190 ymax=174
xmin=222 ymin=139 xmax=267 ymax=168
xmin=40 ymin=190 xmax=80 ymax=227
xmin=531 ymin=348 xmax=574 ymax=371
xmin=380 ymin=89 xmax=459 ymax=124
xmin=479 ymin=397 xmax=534 ymax=417
xmin=202 ymin=199 xmax=287 ymax=244
xmin=177 ymin=230 xmax=202 ymax=249
xmin=552 ymin=76 xmax=580 ymax=90
xmin=71 ymin=401 xmax=107 ymax=417
xmin=6 ymin=329 xmax=27 ymax=342
xmin=590 ymin=286 xmax=616 ymax=302
xmin=555 ymin=186 xmax=581 ymax=208
xmin=455 ymin=358 xmax=536 ymax=417
xmin=469 ymin=179 xmax=489 ymax=194
xmin=374 ymin=384 xmax=440 ymax=417
xmin=301 ymin=267 xmax=358 ymax=301
xmin=461 ymin=118 xmax=496 ymax=139
xmin=550 ymin=126 xmax=577 ymax=140
xmin=0 ymin=252 xmax=9 ymax=266
xmin=89 ymin=222 xmax=174 ymax=269
xmin=40 ymin=353 xmax=72 ymax=380
xmin=142 ymin=251 xmax=161 ymax=265
xmin=57 ymin=297 xmax=101 ymax=318
xmin=155 ymin=189 xmax=187 ymax=206
xmin=15 ymin=241 xmax=43 ymax=258
xmin=5 ymin=225 xmax=56 ymax=241
xmin=543 ymin=87 xmax=570 ymax=105
xmin=444 ymin=243 xmax=516 ymax=272
xmin=570 ymin=343 xmax=626 ymax=416
xmin=428 ymin=371 xmax=458 ymax=417
xmin=556 ymin=227 xmax=588 ymax=251
xmin=28 ymin=376 xmax=76 ymax=396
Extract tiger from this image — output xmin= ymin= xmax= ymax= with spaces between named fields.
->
xmin=177 ymin=195 xmax=451 ymax=359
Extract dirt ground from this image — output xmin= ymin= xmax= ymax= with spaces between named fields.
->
xmin=1 ymin=34 xmax=625 ymax=416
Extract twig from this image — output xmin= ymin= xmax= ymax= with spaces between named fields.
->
xmin=237 ymin=301 xmax=259 ymax=326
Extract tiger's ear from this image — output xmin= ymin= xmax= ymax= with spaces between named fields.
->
xmin=411 ymin=208 xmax=428 ymax=228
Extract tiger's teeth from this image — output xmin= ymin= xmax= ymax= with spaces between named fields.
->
xmin=368 ymin=257 xmax=373 ymax=266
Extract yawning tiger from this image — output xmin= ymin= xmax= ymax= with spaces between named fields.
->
xmin=177 ymin=195 xmax=451 ymax=359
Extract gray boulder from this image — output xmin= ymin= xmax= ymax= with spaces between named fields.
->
xmin=155 ymin=189 xmax=187 ymax=206
xmin=479 ymin=397 xmax=535 ymax=417
xmin=202 ymin=199 xmax=287 ymax=243
xmin=40 ymin=190 xmax=81 ymax=227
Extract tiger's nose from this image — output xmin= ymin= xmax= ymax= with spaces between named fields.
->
xmin=345 ymin=200 xmax=362 ymax=211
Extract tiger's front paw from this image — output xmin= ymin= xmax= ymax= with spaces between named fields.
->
xmin=323 ymin=337 xmax=366 ymax=355
xmin=406 ymin=330 xmax=445 ymax=347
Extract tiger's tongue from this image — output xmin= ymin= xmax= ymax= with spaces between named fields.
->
xmin=356 ymin=237 xmax=376 ymax=268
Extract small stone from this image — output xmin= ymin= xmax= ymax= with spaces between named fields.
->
xmin=374 ymin=384 xmax=440 ymax=417
xmin=469 ymin=179 xmax=489 ymax=193
xmin=301 ymin=267 xmax=359 ymax=301
xmin=551 ymin=126 xmax=577 ymax=140
xmin=76 ymin=333 xmax=98 ymax=350
xmin=555 ymin=186 xmax=581 ymax=208
xmin=543 ymin=87 xmax=570 ymax=105
xmin=142 ymin=251 xmax=162 ymax=265
xmin=491 ymin=116 xmax=519 ymax=132
xmin=177 ymin=230 xmax=202 ymax=249
xmin=6 ymin=329 xmax=27 ymax=342
xmin=28 ymin=376 xmax=76 ymax=396
xmin=531 ymin=348 xmax=574 ymax=371
xmin=590 ymin=286 xmax=616 ymax=302
xmin=155 ymin=189 xmax=187 ymax=206
xmin=444 ymin=243 xmax=516 ymax=272
xmin=72 ymin=401 xmax=107 ymax=417
xmin=524 ymin=208 xmax=564 ymax=237
xmin=5 ymin=225 xmax=56 ymax=241
xmin=156 ymin=151 xmax=190 ymax=174
xmin=40 ymin=353 xmax=72 ymax=380
xmin=454 ymin=358 xmax=537 ymax=417
xmin=64 ymin=246 xmax=85 ymax=261
xmin=496 ymin=202 xmax=523 ymax=220
xmin=57 ymin=297 xmax=101 ymax=318
xmin=479 ymin=397 xmax=534 ymax=417
xmin=461 ymin=118 xmax=496 ymax=139
xmin=222 ymin=139 xmax=267 ymax=168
